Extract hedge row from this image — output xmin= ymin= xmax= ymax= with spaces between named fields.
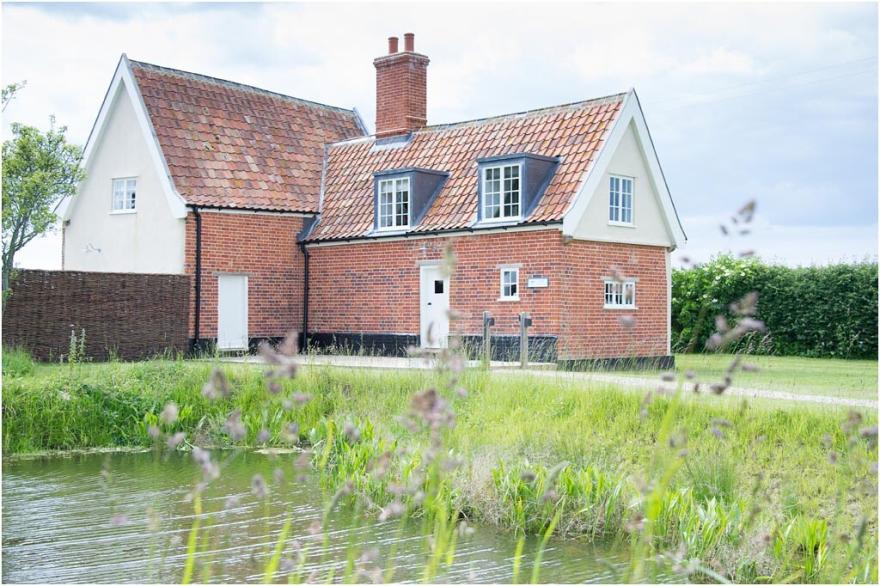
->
xmin=672 ymin=256 xmax=878 ymax=359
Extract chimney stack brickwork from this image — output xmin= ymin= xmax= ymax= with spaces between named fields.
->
xmin=374 ymin=33 xmax=429 ymax=138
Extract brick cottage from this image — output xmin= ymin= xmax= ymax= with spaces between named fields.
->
xmin=63 ymin=34 xmax=686 ymax=368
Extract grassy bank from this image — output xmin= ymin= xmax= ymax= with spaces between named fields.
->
xmin=3 ymin=357 xmax=877 ymax=582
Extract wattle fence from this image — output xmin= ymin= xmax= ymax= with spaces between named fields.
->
xmin=3 ymin=269 xmax=190 ymax=361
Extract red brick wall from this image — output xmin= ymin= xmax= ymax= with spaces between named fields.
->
xmin=374 ymin=51 xmax=429 ymax=138
xmin=307 ymin=230 xmax=562 ymax=338
xmin=184 ymin=211 xmax=306 ymax=342
xmin=306 ymin=229 xmax=670 ymax=360
xmin=3 ymin=269 xmax=189 ymax=360
xmin=558 ymin=240 xmax=669 ymax=360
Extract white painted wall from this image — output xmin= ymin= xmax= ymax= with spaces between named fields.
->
xmin=571 ymin=121 xmax=674 ymax=247
xmin=63 ymin=83 xmax=185 ymax=274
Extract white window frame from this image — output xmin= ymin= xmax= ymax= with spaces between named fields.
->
xmin=604 ymin=279 xmax=636 ymax=309
xmin=608 ymin=175 xmax=634 ymax=227
xmin=499 ymin=267 xmax=520 ymax=301
xmin=377 ymin=176 xmax=411 ymax=230
xmin=482 ymin=163 xmax=522 ymax=222
xmin=111 ymin=177 xmax=137 ymax=213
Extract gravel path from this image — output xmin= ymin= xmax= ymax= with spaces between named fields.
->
xmin=222 ymin=354 xmax=877 ymax=409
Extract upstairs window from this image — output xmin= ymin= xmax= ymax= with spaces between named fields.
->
xmin=604 ymin=280 xmax=636 ymax=309
xmin=112 ymin=178 xmax=137 ymax=212
xmin=378 ymin=177 xmax=410 ymax=229
xmin=482 ymin=163 xmax=521 ymax=221
xmin=609 ymin=175 xmax=633 ymax=225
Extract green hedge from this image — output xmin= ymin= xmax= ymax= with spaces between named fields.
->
xmin=672 ymin=256 xmax=878 ymax=358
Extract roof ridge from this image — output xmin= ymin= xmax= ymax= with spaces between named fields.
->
xmin=128 ymin=59 xmax=358 ymax=116
xmin=423 ymin=91 xmax=628 ymax=131
xmin=326 ymin=91 xmax=628 ymax=148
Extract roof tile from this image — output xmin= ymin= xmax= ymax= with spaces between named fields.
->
xmin=130 ymin=61 xmax=364 ymax=212
xmin=308 ymin=94 xmax=625 ymax=241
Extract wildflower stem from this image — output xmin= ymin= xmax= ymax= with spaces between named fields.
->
xmin=181 ymin=494 xmax=202 ymax=584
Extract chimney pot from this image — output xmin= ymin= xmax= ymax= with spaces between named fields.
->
xmin=388 ymin=36 xmax=398 ymax=54
xmin=404 ymin=33 xmax=414 ymax=52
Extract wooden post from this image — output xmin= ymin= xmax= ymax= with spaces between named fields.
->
xmin=482 ymin=311 xmax=492 ymax=365
xmin=519 ymin=312 xmax=531 ymax=369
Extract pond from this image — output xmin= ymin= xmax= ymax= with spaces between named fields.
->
xmin=2 ymin=451 xmax=646 ymax=583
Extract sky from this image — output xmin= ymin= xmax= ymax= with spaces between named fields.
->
xmin=2 ymin=1 xmax=877 ymax=268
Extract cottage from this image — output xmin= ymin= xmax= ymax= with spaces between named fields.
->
xmin=63 ymin=34 xmax=686 ymax=368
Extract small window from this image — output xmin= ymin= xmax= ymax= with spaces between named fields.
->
xmin=434 ymin=280 xmax=444 ymax=294
xmin=609 ymin=176 xmax=633 ymax=225
xmin=604 ymin=280 xmax=636 ymax=309
xmin=500 ymin=268 xmax=519 ymax=300
xmin=378 ymin=177 xmax=410 ymax=229
xmin=483 ymin=164 xmax=521 ymax=221
xmin=112 ymin=178 xmax=137 ymax=211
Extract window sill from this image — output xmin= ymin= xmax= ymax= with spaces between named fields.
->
xmin=603 ymin=305 xmax=637 ymax=310
xmin=109 ymin=210 xmax=137 ymax=215
xmin=371 ymin=226 xmax=410 ymax=236
xmin=498 ymin=296 xmax=520 ymax=302
xmin=474 ymin=219 xmax=521 ymax=229
xmin=608 ymin=221 xmax=635 ymax=228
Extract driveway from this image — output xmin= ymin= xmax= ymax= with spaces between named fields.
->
xmin=222 ymin=353 xmax=877 ymax=409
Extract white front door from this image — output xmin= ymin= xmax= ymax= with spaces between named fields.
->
xmin=217 ymin=274 xmax=248 ymax=350
xmin=420 ymin=265 xmax=449 ymax=348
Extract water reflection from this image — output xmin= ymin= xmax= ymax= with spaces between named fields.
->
xmin=3 ymin=451 xmax=636 ymax=583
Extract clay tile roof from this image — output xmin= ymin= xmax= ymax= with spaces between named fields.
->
xmin=130 ymin=60 xmax=365 ymax=213
xmin=307 ymin=93 xmax=626 ymax=241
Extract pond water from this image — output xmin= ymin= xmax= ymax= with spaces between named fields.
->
xmin=2 ymin=451 xmax=646 ymax=583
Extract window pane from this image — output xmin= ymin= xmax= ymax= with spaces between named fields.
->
xmin=624 ymin=283 xmax=635 ymax=305
xmin=609 ymin=177 xmax=620 ymax=222
xmin=502 ymin=269 xmax=518 ymax=298
xmin=484 ymin=168 xmax=501 ymax=219
xmin=502 ymin=165 xmax=520 ymax=218
xmin=621 ymin=179 xmax=632 ymax=223
xmin=379 ymin=183 xmax=393 ymax=227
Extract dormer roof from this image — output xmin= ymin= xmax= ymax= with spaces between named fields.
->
xmin=306 ymin=94 xmax=626 ymax=242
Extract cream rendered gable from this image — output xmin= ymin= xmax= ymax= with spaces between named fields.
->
xmin=562 ymin=89 xmax=685 ymax=249
xmin=572 ymin=121 xmax=672 ymax=246
xmin=63 ymin=59 xmax=186 ymax=274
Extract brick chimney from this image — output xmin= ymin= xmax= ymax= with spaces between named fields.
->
xmin=374 ymin=33 xmax=429 ymax=138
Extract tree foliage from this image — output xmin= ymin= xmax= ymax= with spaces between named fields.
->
xmin=2 ymin=117 xmax=85 ymax=295
xmin=672 ymin=255 xmax=878 ymax=359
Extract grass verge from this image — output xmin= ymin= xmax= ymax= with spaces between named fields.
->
xmin=617 ymin=354 xmax=878 ymax=400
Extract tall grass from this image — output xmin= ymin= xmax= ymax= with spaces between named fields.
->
xmin=4 ymin=355 xmax=877 ymax=582
xmin=2 ymin=346 xmax=36 ymax=378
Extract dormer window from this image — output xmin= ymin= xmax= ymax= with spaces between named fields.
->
xmin=373 ymin=168 xmax=448 ymax=233
xmin=378 ymin=177 xmax=410 ymax=229
xmin=482 ymin=164 xmax=521 ymax=221
xmin=476 ymin=154 xmax=558 ymax=225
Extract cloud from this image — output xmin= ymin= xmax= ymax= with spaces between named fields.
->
xmin=2 ymin=1 xmax=876 ymax=269
xmin=674 ymin=215 xmax=878 ymax=267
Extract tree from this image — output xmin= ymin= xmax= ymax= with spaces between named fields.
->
xmin=2 ymin=107 xmax=85 ymax=299
xmin=2 ymin=81 xmax=26 ymax=111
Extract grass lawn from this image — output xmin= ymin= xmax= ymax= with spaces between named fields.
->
xmin=3 ymin=355 xmax=877 ymax=582
xmin=615 ymin=353 xmax=878 ymax=401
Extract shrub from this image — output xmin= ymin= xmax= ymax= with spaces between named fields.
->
xmin=672 ymin=256 xmax=878 ymax=358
